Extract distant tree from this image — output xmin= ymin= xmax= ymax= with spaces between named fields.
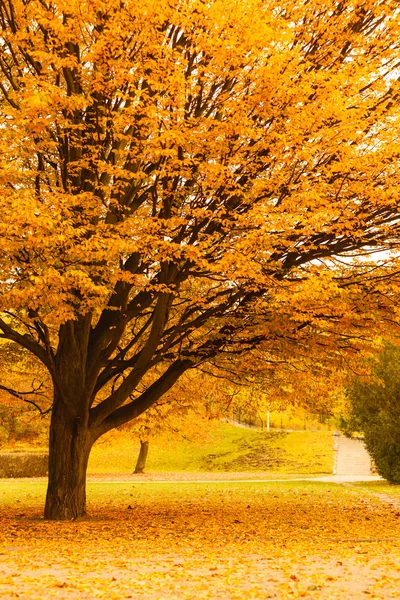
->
xmin=0 ymin=342 xmax=50 ymax=445
xmin=128 ymin=368 xmax=225 ymax=472
xmin=1 ymin=0 xmax=400 ymax=518
xmin=345 ymin=342 xmax=400 ymax=484
xmin=133 ymin=438 xmax=150 ymax=474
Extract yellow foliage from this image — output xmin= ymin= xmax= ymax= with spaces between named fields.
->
xmin=1 ymin=0 xmax=400 ymax=517
xmin=0 ymin=480 xmax=400 ymax=598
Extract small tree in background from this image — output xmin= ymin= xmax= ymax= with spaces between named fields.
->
xmin=127 ymin=368 xmax=227 ymax=473
xmin=345 ymin=342 xmax=400 ymax=484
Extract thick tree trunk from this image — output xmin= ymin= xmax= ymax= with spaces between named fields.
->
xmin=44 ymin=400 xmax=92 ymax=520
xmin=134 ymin=440 xmax=149 ymax=474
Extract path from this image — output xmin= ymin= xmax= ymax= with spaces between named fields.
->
xmin=0 ymin=472 xmax=383 ymax=484
xmin=86 ymin=473 xmax=383 ymax=484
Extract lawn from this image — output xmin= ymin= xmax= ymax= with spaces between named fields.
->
xmin=1 ymin=479 xmax=400 ymax=599
xmin=88 ymin=423 xmax=333 ymax=475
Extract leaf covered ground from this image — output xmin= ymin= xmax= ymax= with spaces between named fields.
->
xmin=0 ymin=479 xmax=400 ymax=599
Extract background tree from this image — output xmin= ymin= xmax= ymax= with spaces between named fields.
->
xmin=126 ymin=368 xmax=224 ymax=473
xmin=0 ymin=342 xmax=50 ymax=445
xmin=1 ymin=0 xmax=400 ymax=518
xmin=344 ymin=342 xmax=400 ymax=484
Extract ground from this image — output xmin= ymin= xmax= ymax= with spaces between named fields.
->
xmin=1 ymin=476 xmax=400 ymax=599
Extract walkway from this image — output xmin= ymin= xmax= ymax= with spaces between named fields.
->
xmin=0 ymin=472 xmax=383 ymax=484
xmin=85 ymin=473 xmax=383 ymax=484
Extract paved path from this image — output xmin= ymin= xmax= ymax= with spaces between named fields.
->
xmin=86 ymin=474 xmax=383 ymax=484
xmin=0 ymin=473 xmax=383 ymax=484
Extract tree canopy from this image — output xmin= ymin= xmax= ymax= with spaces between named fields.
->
xmin=0 ymin=0 xmax=400 ymax=518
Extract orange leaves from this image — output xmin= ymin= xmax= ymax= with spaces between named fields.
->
xmin=1 ymin=2 xmax=400 ymax=506
xmin=1 ymin=480 xmax=400 ymax=598
xmin=0 ymin=0 xmax=399 ymax=327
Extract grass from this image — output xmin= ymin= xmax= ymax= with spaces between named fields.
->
xmin=0 ymin=479 xmax=329 ymax=510
xmin=0 ymin=477 xmax=351 ymax=507
xmin=353 ymin=480 xmax=400 ymax=494
xmin=88 ymin=422 xmax=334 ymax=474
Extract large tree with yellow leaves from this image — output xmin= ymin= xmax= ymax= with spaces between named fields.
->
xmin=0 ymin=0 xmax=400 ymax=518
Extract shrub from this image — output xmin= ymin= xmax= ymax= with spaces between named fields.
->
xmin=346 ymin=342 xmax=400 ymax=483
xmin=0 ymin=452 xmax=48 ymax=478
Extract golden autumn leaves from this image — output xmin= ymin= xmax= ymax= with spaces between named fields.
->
xmin=1 ymin=479 xmax=400 ymax=598
xmin=0 ymin=0 xmax=399 ymax=324
xmin=0 ymin=0 xmax=400 ymax=518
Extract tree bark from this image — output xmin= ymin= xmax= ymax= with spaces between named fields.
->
xmin=134 ymin=440 xmax=149 ymax=474
xmin=44 ymin=398 xmax=92 ymax=520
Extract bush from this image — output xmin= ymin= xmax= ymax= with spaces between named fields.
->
xmin=0 ymin=452 xmax=48 ymax=478
xmin=346 ymin=342 xmax=400 ymax=483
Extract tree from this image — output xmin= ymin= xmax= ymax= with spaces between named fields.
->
xmin=133 ymin=439 xmax=149 ymax=473
xmin=0 ymin=341 xmax=50 ymax=445
xmin=344 ymin=342 xmax=400 ymax=483
xmin=128 ymin=367 xmax=225 ymax=472
xmin=1 ymin=0 xmax=400 ymax=518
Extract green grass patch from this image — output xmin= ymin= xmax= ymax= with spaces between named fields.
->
xmin=353 ymin=480 xmax=400 ymax=494
xmin=0 ymin=480 xmax=46 ymax=508
xmin=0 ymin=478 xmax=344 ymax=512
xmin=88 ymin=422 xmax=333 ymax=474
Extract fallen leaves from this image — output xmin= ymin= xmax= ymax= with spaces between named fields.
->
xmin=0 ymin=480 xmax=399 ymax=598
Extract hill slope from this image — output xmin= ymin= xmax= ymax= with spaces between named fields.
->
xmin=88 ymin=423 xmax=333 ymax=475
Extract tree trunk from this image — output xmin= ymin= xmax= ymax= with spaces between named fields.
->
xmin=134 ymin=440 xmax=149 ymax=474
xmin=44 ymin=399 xmax=92 ymax=520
